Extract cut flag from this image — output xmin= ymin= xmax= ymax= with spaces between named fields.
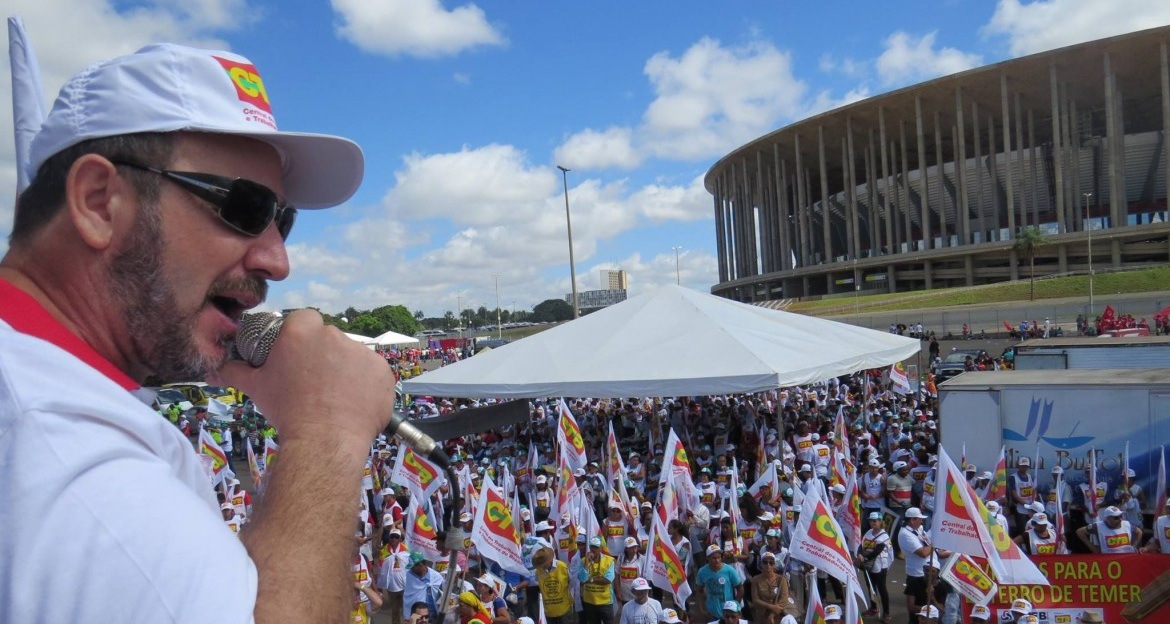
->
xmin=789 ymin=479 xmax=867 ymax=606
xmin=471 ymin=472 xmax=528 ymax=576
xmin=556 ymin=399 xmax=588 ymax=471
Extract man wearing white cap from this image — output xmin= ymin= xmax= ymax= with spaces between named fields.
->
xmin=711 ymin=600 xmax=749 ymax=624
xmin=1008 ymin=457 xmax=1036 ymax=536
xmin=535 ymin=475 xmax=553 ymax=518
xmin=899 ymin=508 xmax=948 ymax=620
xmin=968 ymin=604 xmax=991 ymax=623
xmin=696 ymin=544 xmax=743 ymax=620
xmin=618 ymin=577 xmax=662 ymax=624
xmin=887 ymin=461 xmax=915 ymax=515
xmin=1141 ymin=499 xmax=1170 ymax=553
xmin=1043 ymin=466 xmax=1072 ymax=522
xmin=617 ymin=537 xmax=645 ymax=602
xmin=1076 ymin=505 xmax=1141 ymax=553
xmin=0 ymin=23 xmax=390 ymax=623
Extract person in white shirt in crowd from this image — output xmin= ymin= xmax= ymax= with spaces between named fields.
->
xmin=1077 ymin=505 xmax=1141 ymax=553
xmin=1043 ymin=466 xmax=1072 ymax=522
xmin=899 ymin=508 xmax=949 ymax=622
xmin=857 ymin=511 xmax=893 ymax=623
xmin=1008 ymin=457 xmax=1037 ymax=537
xmin=1014 ymin=513 xmax=1060 ymax=556
xmin=618 ymin=578 xmax=662 ymax=624
xmin=616 ymin=537 xmax=645 ymax=603
xmin=1141 ymin=499 xmax=1170 ymax=553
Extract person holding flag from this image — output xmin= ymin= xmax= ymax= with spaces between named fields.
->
xmin=898 ymin=508 xmax=948 ymax=621
xmin=857 ymin=511 xmax=893 ymax=623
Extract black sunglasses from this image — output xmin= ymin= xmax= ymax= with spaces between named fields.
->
xmin=112 ymin=160 xmax=296 ymax=240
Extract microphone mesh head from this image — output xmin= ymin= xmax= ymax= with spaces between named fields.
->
xmin=233 ymin=313 xmax=283 ymax=367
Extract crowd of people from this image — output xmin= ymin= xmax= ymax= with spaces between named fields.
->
xmin=198 ymin=366 xmax=1167 ymax=624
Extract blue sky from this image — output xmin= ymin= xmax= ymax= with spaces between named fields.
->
xmin=3 ymin=0 xmax=1170 ymax=318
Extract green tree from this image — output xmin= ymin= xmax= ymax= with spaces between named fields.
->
xmin=443 ymin=311 xmax=456 ymax=329
xmin=414 ymin=310 xmax=425 ymax=322
xmin=1013 ymin=226 xmax=1048 ymax=301
xmin=532 ymin=298 xmax=573 ymax=322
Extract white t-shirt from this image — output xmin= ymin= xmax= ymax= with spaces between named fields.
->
xmin=0 ymin=288 xmax=257 ymax=623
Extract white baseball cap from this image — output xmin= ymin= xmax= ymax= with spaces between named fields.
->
xmin=918 ymin=605 xmax=939 ymax=618
xmin=660 ymin=609 xmax=682 ymax=623
xmin=969 ymin=604 xmax=991 ymax=620
xmin=904 ymin=507 xmax=926 ymax=519
xmin=824 ymin=604 xmax=842 ymax=620
xmin=29 ymin=43 xmax=363 ymax=209
xmin=1010 ymin=598 xmax=1033 ymax=614
xmin=631 ymin=577 xmax=650 ymax=591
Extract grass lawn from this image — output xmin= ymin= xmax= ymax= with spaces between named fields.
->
xmin=786 ymin=266 xmax=1170 ymax=315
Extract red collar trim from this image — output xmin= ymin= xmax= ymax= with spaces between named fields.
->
xmin=0 ymin=278 xmax=139 ymax=390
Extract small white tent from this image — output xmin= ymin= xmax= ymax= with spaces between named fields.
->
xmin=372 ymin=330 xmax=420 ymax=347
xmin=402 ymin=284 xmax=919 ymax=398
xmin=344 ymin=332 xmax=376 ymax=347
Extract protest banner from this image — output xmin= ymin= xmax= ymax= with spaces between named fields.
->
xmin=982 ymin=554 xmax=1170 ymax=623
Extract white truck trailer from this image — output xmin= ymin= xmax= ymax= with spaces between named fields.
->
xmin=1013 ymin=336 xmax=1170 ymax=370
xmin=939 ymin=369 xmax=1170 ymax=502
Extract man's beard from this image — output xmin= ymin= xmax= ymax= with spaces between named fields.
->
xmin=107 ymin=203 xmax=263 ymax=381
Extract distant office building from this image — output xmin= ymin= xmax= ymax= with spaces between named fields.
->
xmin=567 ymin=288 xmax=628 ymax=311
xmin=601 ymin=269 xmax=629 ymax=291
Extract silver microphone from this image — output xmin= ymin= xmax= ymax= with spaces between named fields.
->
xmin=233 ymin=312 xmax=451 ymax=468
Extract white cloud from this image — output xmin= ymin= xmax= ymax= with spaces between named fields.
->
xmin=640 ymin=37 xmax=808 ymax=160
xmin=269 ymin=145 xmax=709 ymax=314
xmin=554 ymin=127 xmax=642 ymax=170
xmin=384 ymin=144 xmax=557 ymax=225
xmin=983 ymin=0 xmax=1170 ymax=57
xmin=331 ymin=0 xmax=505 ymax=58
xmin=552 ymin=37 xmax=811 ymax=171
xmin=586 ymin=249 xmax=718 ymax=295
xmin=876 ymin=31 xmax=982 ymax=87
xmin=453 ymin=72 xmax=471 ymax=85
xmin=630 ymin=175 xmax=711 ymax=223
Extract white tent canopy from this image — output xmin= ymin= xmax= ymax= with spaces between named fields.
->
xmin=372 ymin=329 xmax=420 ymax=346
xmin=344 ymin=332 xmax=376 ymax=345
xmin=402 ymin=284 xmax=920 ymax=399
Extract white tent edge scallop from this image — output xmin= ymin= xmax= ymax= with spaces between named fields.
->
xmin=402 ymin=284 xmax=920 ymax=399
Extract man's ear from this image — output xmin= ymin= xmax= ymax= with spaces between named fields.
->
xmin=64 ymin=155 xmax=134 ymax=251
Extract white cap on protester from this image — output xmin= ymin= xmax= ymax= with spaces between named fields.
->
xmin=28 ymin=44 xmax=363 ymax=208
xmin=824 ymin=604 xmax=842 ymax=620
xmin=631 ymin=577 xmax=650 ymax=591
xmin=660 ymin=609 xmax=682 ymax=624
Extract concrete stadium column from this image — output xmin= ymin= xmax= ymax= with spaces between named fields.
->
xmin=847 ymin=117 xmax=861 ymax=260
xmin=775 ymin=145 xmax=792 ymax=272
xmin=1028 ymin=109 xmax=1040 ymax=228
xmin=964 ymin=256 xmax=974 ymax=286
xmin=1058 ymin=244 xmax=1067 ymax=273
xmin=1050 ymin=63 xmax=1067 ymax=233
xmin=802 ymin=275 xmax=811 ymax=298
xmin=955 ymin=87 xmax=971 ymax=245
xmin=879 ymin=107 xmax=894 ymax=255
xmin=887 ymin=264 xmax=897 ymax=293
xmin=1113 ymin=84 xmax=1128 ymax=228
xmin=1162 ymin=42 xmax=1170 ymax=215
xmin=818 ymin=126 xmax=832 ymax=263
xmin=866 ymin=132 xmax=880 ymax=256
xmin=841 ymin=137 xmax=854 ymax=262
xmin=987 ymin=115 xmax=1000 ymax=242
xmin=1010 ymin=249 xmax=1020 ymax=280
xmin=924 ymin=260 xmax=933 ymax=289
xmin=972 ymin=102 xmax=986 ymax=242
xmin=1111 ymin=239 xmax=1121 ymax=268
xmin=1001 ymin=74 xmax=1017 ymax=238
xmin=915 ymin=96 xmax=931 ymax=250
xmin=1104 ymin=52 xmax=1120 ymax=229
xmin=714 ymin=184 xmax=728 ymax=282
xmin=794 ymin=134 xmax=809 ymax=267
xmin=757 ymin=153 xmax=774 ymax=274
xmin=900 ymin=121 xmax=913 ymax=250
xmin=934 ymin=112 xmax=949 ymax=246
xmin=1015 ymin=93 xmax=1029 ymax=229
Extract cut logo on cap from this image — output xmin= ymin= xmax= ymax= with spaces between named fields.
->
xmin=214 ymin=56 xmax=271 ymax=113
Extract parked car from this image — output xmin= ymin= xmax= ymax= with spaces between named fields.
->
xmin=150 ymin=387 xmax=193 ymax=413
xmin=935 ymin=349 xmax=986 ymax=382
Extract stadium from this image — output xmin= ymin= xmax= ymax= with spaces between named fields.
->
xmin=706 ymin=26 xmax=1170 ymax=303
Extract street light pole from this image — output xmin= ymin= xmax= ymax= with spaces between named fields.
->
xmin=557 ymin=165 xmax=580 ymax=319
xmin=493 ymin=275 xmax=502 ymax=340
xmin=1083 ymin=191 xmax=1094 ymax=315
xmin=672 ymin=245 xmax=682 ymax=285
